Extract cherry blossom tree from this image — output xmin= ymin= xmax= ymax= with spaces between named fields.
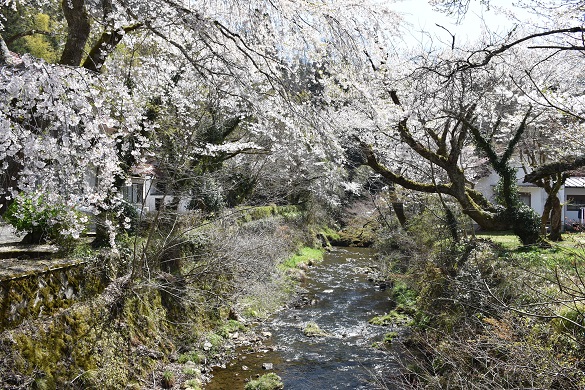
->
xmin=433 ymin=4 xmax=585 ymax=241
xmin=0 ymin=53 xmax=151 ymax=242
xmin=1 ymin=0 xmax=402 ymax=247
xmin=314 ymin=27 xmax=585 ymax=245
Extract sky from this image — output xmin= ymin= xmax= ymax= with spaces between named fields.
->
xmin=390 ymin=0 xmax=532 ymax=49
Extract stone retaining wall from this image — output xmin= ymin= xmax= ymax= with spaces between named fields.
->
xmin=0 ymin=259 xmax=108 ymax=332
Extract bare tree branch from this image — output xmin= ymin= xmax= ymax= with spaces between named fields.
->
xmin=5 ymin=30 xmax=54 ymax=45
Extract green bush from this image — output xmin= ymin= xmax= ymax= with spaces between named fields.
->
xmin=178 ymin=351 xmax=202 ymax=364
xmin=4 ymin=192 xmax=87 ymax=246
xmin=218 ymin=319 xmax=245 ymax=338
xmin=161 ymin=370 xmax=175 ymax=389
xmin=244 ymin=373 xmax=284 ymax=390
xmin=115 ymin=200 xmax=140 ymax=234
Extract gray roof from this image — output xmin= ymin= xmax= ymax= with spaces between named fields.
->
xmin=565 ymin=177 xmax=585 ymax=188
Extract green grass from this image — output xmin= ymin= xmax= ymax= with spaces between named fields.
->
xmin=369 ymin=310 xmax=410 ymax=326
xmin=319 ymin=226 xmax=340 ymax=241
xmin=477 ymin=231 xmax=585 ymax=268
xmin=237 ymin=204 xmax=302 ymax=223
xmin=303 ymin=321 xmax=330 ymax=337
xmin=184 ymin=379 xmax=202 ymax=390
xmin=279 ymin=246 xmax=324 ymax=270
xmin=477 ymin=231 xmax=585 ymax=250
xmin=383 ymin=331 xmax=399 ymax=343
xmin=392 ymin=281 xmax=417 ymax=309
xmin=554 ymin=232 xmax=585 ymax=250
xmin=245 ymin=373 xmax=284 ymax=390
xmin=178 ymin=351 xmax=203 ymax=364
xmin=476 ymin=231 xmax=521 ymax=250
xmin=217 ymin=319 xmax=244 ymax=337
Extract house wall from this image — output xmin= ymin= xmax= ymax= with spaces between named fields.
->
xmin=474 ymin=170 xmax=548 ymax=215
xmin=474 ymin=171 xmax=500 ymax=204
xmin=142 ymin=177 xmax=158 ymax=212
xmin=519 ymin=186 xmax=546 ymax=215
xmin=142 ymin=178 xmax=191 ymax=213
xmin=124 ymin=177 xmax=193 ymax=214
xmin=564 ymin=187 xmax=585 ymax=224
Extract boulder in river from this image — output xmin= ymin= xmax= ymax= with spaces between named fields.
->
xmin=302 ymin=321 xmax=330 ymax=337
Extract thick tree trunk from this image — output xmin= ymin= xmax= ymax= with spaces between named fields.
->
xmin=392 ymin=202 xmax=407 ymax=228
xmin=541 ymin=197 xmax=552 ymax=237
xmin=82 ymin=24 xmax=142 ymax=72
xmin=549 ymin=195 xmax=563 ymax=241
xmin=461 ymin=207 xmax=509 ymax=231
xmin=60 ymin=0 xmax=90 ymax=66
xmin=92 ymin=211 xmax=112 ymax=248
xmin=0 ymin=156 xmax=22 ymax=216
xmin=526 ymin=174 xmax=564 ymax=242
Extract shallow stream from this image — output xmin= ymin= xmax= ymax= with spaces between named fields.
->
xmin=205 ymin=247 xmax=400 ymax=389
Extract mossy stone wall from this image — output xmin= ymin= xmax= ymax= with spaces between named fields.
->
xmin=0 ymin=260 xmax=108 ymax=332
xmin=0 ymin=281 xmax=175 ymax=389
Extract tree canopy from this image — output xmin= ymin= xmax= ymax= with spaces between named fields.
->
xmin=2 ymin=0 xmax=585 ymax=245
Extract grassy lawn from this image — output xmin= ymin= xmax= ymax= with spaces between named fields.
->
xmin=476 ymin=230 xmax=521 ymax=250
xmin=476 ymin=231 xmax=585 ymax=268
xmin=477 ymin=231 xmax=585 ymax=249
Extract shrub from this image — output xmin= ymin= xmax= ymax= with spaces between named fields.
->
xmin=115 ymin=200 xmax=139 ymax=234
xmin=218 ymin=319 xmax=245 ymax=338
xmin=244 ymin=373 xmax=284 ymax=390
xmin=161 ymin=370 xmax=175 ymax=389
xmin=4 ymin=192 xmax=87 ymax=246
xmin=178 ymin=351 xmax=203 ymax=364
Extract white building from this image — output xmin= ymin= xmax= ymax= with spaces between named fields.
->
xmin=475 ymin=169 xmax=585 ymax=229
xmin=121 ymin=164 xmax=191 ymax=214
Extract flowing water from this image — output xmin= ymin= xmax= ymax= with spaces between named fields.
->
xmin=205 ymin=247 xmax=400 ymax=389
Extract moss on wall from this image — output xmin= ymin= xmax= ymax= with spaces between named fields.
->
xmin=0 ymin=260 xmax=109 ymax=332
xmin=0 ymin=277 xmax=182 ymax=389
xmin=237 ymin=204 xmax=302 ymax=223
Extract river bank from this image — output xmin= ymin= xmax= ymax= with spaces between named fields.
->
xmin=205 ymin=247 xmax=400 ymax=390
xmin=0 ymin=201 xmax=385 ymax=389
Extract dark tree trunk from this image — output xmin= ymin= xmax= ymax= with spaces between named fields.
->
xmin=528 ymin=174 xmax=565 ymax=242
xmin=549 ymin=195 xmax=563 ymax=241
xmin=60 ymin=0 xmax=90 ymax=66
xmin=541 ymin=197 xmax=552 ymax=237
xmin=0 ymin=155 xmax=22 ymax=217
xmin=392 ymin=202 xmax=407 ymax=228
xmin=82 ymin=24 xmax=142 ymax=72
xmin=92 ymin=211 xmax=112 ymax=248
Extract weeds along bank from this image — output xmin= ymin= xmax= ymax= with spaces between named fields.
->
xmin=0 ymin=205 xmax=329 ymax=389
xmin=373 ymin=204 xmax=585 ymax=389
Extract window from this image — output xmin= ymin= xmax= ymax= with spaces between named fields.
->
xmin=567 ymin=195 xmax=585 ymax=211
xmin=518 ymin=192 xmax=531 ymax=207
xmin=123 ymin=182 xmax=143 ymax=204
xmin=150 ymin=181 xmax=166 ymax=196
